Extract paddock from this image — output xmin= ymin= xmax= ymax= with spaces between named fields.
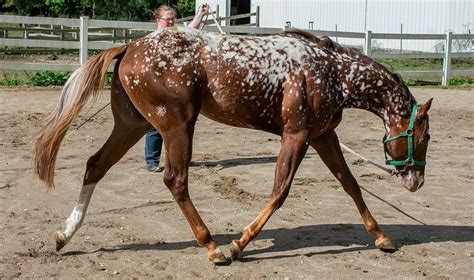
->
xmin=0 ymin=87 xmax=472 ymax=278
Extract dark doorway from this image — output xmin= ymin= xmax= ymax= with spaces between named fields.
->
xmin=230 ymin=0 xmax=250 ymax=25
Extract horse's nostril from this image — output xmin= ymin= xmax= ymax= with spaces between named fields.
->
xmin=418 ymin=180 xmax=424 ymax=189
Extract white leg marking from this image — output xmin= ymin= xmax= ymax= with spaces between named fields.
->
xmin=63 ymin=183 xmax=96 ymax=240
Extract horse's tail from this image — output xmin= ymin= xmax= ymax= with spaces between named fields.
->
xmin=33 ymin=45 xmax=128 ymax=189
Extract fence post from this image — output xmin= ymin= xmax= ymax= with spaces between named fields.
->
xmin=80 ymin=16 xmax=89 ymax=65
xmin=364 ymin=30 xmax=372 ymax=56
xmin=400 ymin=23 xmax=403 ymax=53
xmin=112 ymin=28 xmax=117 ymax=43
xmin=60 ymin=25 xmax=64 ymax=41
xmin=442 ymin=32 xmax=453 ymax=86
xmin=255 ymin=6 xmax=260 ymax=27
xmin=22 ymin=23 xmax=27 ymax=39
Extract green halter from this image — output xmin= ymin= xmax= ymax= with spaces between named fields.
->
xmin=383 ymin=104 xmax=426 ymax=167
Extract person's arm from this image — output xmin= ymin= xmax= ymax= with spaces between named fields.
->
xmin=187 ymin=4 xmax=209 ymax=29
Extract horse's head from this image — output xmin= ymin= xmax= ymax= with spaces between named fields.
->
xmin=383 ymin=99 xmax=433 ymax=192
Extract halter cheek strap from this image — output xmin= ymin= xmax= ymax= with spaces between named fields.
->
xmin=383 ymin=104 xmax=426 ymax=167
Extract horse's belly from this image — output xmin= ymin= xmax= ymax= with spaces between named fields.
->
xmin=200 ymin=89 xmax=283 ymax=133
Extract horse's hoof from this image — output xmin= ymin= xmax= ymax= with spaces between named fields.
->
xmin=230 ymin=240 xmax=243 ymax=261
xmin=375 ymin=237 xmax=397 ymax=253
xmin=54 ymin=231 xmax=66 ymax=251
xmin=208 ymin=247 xmax=228 ymax=265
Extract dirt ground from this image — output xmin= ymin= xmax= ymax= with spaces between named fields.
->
xmin=0 ymin=86 xmax=473 ymax=279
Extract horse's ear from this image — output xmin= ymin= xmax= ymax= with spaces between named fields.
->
xmin=418 ymin=98 xmax=433 ymax=117
xmin=392 ymin=73 xmax=403 ymax=83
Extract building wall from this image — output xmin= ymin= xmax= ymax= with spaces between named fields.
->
xmin=197 ymin=0 xmax=474 ymax=52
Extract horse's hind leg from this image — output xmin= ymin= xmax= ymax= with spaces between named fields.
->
xmin=55 ymin=122 xmax=149 ymax=250
xmin=311 ymin=130 xmax=396 ymax=251
xmin=55 ymin=76 xmax=150 ymax=251
xmin=230 ymin=129 xmax=310 ymax=260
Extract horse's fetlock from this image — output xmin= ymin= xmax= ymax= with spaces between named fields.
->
xmin=243 ymin=227 xmax=256 ymax=240
xmin=365 ymin=221 xmax=379 ymax=232
xmin=195 ymin=228 xmax=212 ymax=246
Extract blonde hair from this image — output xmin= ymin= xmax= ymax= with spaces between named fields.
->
xmin=153 ymin=5 xmax=176 ymax=20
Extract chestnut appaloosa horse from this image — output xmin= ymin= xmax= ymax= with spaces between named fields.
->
xmin=34 ymin=26 xmax=432 ymax=263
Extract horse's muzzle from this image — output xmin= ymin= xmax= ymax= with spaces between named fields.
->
xmin=401 ymin=170 xmax=425 ymax=192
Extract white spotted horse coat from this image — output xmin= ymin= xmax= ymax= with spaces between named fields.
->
xmin=34 ymin=26 xmax=432 ymax=264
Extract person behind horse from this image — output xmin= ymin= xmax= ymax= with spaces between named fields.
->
xmin=145 ymin=4 xmax=209 ymax=172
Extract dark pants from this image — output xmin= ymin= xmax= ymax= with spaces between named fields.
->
xmin=145 ymin=129 xmax=163 ymax=168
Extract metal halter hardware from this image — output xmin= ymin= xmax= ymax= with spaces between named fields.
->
xmin=383 ymin=104 xmax=426 ymax=168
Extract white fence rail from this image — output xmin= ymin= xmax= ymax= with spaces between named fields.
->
xmin=1 ymin=15 xmax=473 ymax=86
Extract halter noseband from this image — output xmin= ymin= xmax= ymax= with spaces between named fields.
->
xmin=383 ymin=104 xmax=426 ymax=168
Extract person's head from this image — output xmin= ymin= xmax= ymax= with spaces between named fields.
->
xmin=154 ymin=5 xmax=176 ymax=29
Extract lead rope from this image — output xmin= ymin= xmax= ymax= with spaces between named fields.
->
xmin=66 ymin=101 xmax=110 ymax=137
xmin=339 ymin=143 xmax=399 ymax=176
xmin=200 ymin=5 xmax=225 ymax=34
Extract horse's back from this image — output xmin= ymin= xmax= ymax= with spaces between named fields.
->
xmin=119 ymin=28 xmax=335 ymax=135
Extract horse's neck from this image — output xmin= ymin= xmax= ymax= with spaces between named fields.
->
xmin=336 ymin=58 xmax=414 ymax=133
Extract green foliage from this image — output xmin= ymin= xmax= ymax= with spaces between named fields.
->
xmin=175 ymin=0 xmax=196 ymax=18
xmin=3 ymin=0 xmax=44 ymax=15
xmin=106 ymin=73 xmax=113 ymax=85
xmin=29 ymin=71 xmax=70 ymax=86
xmin=1 ymin=0 xmax=193 ymax=20
xmin=125 ymin=0 xmax=152 ymax=20
xmin=0 ymin=78 xmax=23 ymax=86
xmin=448 ymin=77 xmax=474 ymax=86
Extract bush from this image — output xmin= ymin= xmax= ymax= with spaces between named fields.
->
xmin=448 ymin=76 xmax=474 ymax=86
xmin=0 ymin=79 xmax=23 ymax=86
xmin=29 ymin=71 xmax=71 ymax=86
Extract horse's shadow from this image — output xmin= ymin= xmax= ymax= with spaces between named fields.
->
xmin=63 ymin=224 xmax=474 ymax=261
xmin=190 ymin=155 xmax=278 ymax=170
xmin=190 ymin=154 xmax=316 ymax=170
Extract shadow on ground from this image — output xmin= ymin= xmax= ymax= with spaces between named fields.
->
xmin=63 ymin=223 xmax=474 ymax=261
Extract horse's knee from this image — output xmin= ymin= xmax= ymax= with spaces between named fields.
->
xmin=163 ymin=172 xmax=174 ymax=189
xmin=163 ymin=172 xmax=189 ymax=201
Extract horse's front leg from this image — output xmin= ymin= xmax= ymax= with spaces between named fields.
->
xmin=311 ymin=130 xmax=396 ymax=251
xmin=160 ymin=119 xmax=227 ymax=264
xmin=230 ymin=129 xmax=310 ymax=260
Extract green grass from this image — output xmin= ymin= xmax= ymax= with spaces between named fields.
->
xmin=377 ymin=58 xmax=473 ymax=72
xmin=0 ymin=70 xmax=113 ymax=87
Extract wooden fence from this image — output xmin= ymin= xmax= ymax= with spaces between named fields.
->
xmin=1 ymin=12 xmax=473 ymax=86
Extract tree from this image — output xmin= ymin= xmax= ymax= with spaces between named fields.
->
xmin=0 ymin=0 xmax=196 ymax=20
xmin=3 ymin=0 xmax=48 ymax=16
xmin=174 ymin=0 xmax=195 ymax=18
xmin=125 ymin=0 xmax=152 ymax=20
